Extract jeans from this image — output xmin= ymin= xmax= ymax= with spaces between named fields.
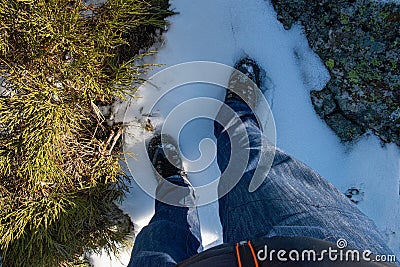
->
xmin=128 ymin=98 xmax=395 ymax=267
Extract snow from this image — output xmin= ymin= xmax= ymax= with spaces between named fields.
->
xmin=91 ymin=250 xmax=131 ymax=267
xmin=91 ymin=0 xmax=400 ymax=265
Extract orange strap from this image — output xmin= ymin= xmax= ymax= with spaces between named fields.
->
xmin=248 ymin=240 xmax=260 ymax=267
xmin=235 ymin=243 xmax=243 ymax=267
xmin=235 ymin=241 xmax=259 ymax=267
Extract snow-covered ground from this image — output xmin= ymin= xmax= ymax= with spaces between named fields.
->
xmin=91 ymin=0 xmax=400 ymax=265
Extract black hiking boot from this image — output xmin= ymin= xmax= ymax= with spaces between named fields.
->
xmin=225 ymin=57 xmax=264 ymax=107
xmin=147 ymin=134 xmax=186 ymax=179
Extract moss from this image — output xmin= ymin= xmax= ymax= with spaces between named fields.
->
xmin=340 ymin=14 xmax=349 ymax=25
xmin=325 ymin=58 xmax=335 ymax=69
xmin=348 ymin=70 xmax=360 ymax=83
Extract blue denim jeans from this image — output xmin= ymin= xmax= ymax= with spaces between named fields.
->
xmin=128 ymin=98 xmax=395 ymax=267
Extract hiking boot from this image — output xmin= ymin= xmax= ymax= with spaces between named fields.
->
xmin=147 ymin=134 xmax=186 ymax=179
xmin=225 ymin=58 xmax=264 ymax=108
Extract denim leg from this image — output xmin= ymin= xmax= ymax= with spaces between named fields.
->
xmin=214 ymin=98 xmax=394 ymax=256
xmin=128 ymin=175 xmax=202 ymax=267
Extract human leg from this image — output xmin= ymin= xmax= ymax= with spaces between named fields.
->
xmin=128 ymin=135 xmax=202 ymax=266
xmin=128 ymin=175 xmax=201 ymax=267
xmin=214 ymin=68 xmax=394 ymax=256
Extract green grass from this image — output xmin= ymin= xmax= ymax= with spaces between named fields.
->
xmin=0 ymin=0 xmax=171 ymax=266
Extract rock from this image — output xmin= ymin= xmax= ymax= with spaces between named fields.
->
xmin=345 ymin=186 xmax=365 ymax=204
xmin=271 ymin=0 xmax=400 ymax=145
xmin=325 ymin=112 xmax=365 ymax=141
xmin=310 ymin=88 xmax=336 ymax=117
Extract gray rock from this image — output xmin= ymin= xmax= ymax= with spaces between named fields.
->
xmin=310 ymin=88 xmax=336 ymax=117
xmin=325 ymin=112 xmax=365 ymax=142
xmin=271 ymin=0 xmax=400 ymax=145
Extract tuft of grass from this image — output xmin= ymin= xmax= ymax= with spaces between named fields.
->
xmin=0 ymin=0 xmax=171 ymax=266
